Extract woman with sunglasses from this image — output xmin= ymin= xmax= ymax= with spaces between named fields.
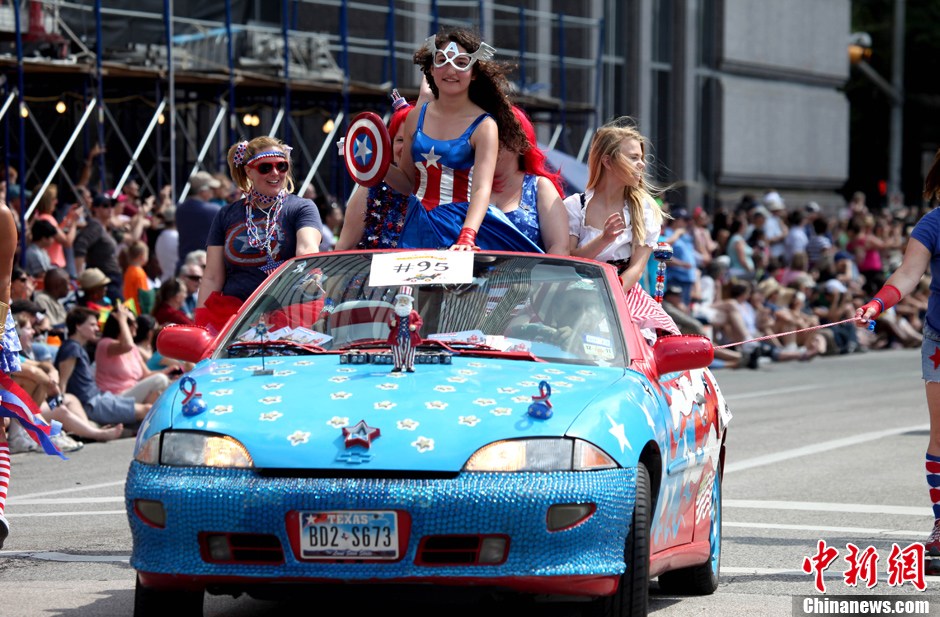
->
xmin=385 ymin=27 xmax=540 ymax=252
xmin=196 ymin=137 xmax=322 ymax=333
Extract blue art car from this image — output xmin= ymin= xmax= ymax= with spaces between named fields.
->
xmin=126 ymin=250 xmax=730 ymax=617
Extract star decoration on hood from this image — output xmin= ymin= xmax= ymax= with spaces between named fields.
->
xmin=343 ymin=420 xmax=381 ymax=449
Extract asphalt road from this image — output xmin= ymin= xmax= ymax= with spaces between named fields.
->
xmin=1 ymin=348 xmax=937 ymax=616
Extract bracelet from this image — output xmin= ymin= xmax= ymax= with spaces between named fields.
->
xmin=0 ymin=300 xmax=8 ymax=341
xmin=872 ymin=297 xmax=885 ymax=314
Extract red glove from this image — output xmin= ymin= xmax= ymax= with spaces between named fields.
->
xmin=452 ymin=227 xmax=480 ymax=251
xmin=859 ymin=284 xmax=902 ymax=318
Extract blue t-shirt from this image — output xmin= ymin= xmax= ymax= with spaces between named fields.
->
xmin=911 ymin=208 xmax=940 ymax=331
xmin=54 ymin=338 xmax=99 ymax=405
xmin=206 ymin=193 xmax=323 ymax=301
xmin=665 ymin=228 xmax=697 ymax=284
xmin=176 ymin=197 xmax=222 ymax=271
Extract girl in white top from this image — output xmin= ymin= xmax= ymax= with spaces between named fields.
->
xmin=564 ymin=118 xmax=677 ymax=336
xmin=564 ymin=118 xmax=667 ymax=290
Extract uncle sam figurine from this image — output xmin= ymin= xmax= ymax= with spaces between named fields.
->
xmin=387 ymin=286 xmax=423 ymax=372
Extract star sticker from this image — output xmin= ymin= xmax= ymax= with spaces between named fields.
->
xmin=434 ymin=385 xmax=456 ymax=392
xmin=330 ymin=391 xmax=352 ymax=400
xmin=377 ymin=383 xmax=399 ymax=390
xmin=473 ymin=398 xmax=496 ymax=406
xmin=354 ymin=135 xmax=373 ymax=165
xmin=262 ymin=383 xmax=284 ymax=390
xmin=421 ymin=146 xmax=441 ymax=168
xmin=273 ymin=370 xmax=295 ymax=377
xmin=259 ymin=396 xmax=282 ymax=405
xmin=287 ymin=430 xmax=310 ymax=446
xmin=211 ymin=376 xmax=233 ymax=383
xmin=327 ymin=416 xmax=349 ymax=428
xmin=374 ymin=401 xmax=396 ymax=410
xmin=412 ymin=436 xmax=434 ymax=453
xmin=259 ymin=411 xmax=283 ymax=421
xmin=343 ymin=420 xmax=381 ymax=449
xmin=511 ymin=395 xmax=530 ymax=403
xmin=209 ymin=389 xmax=233 ymax=396
xmin=445 ymin=377 xmax=465 ymax=384
xmin=329 ymin=376 xmax=349 ymax=383
xmin=497 ymin=387 xmax=519 ymax=394
xmin=607 ymin=414 xmax=632 ymax=453
xmin=491 ymin=407 xmax=513 ymax=416
xmin=425 ymin=401 xmax=448 ymax=410
xmin=293 ymin=261 xmax=307 ymax=274
xmin=210 ymin=405 xmax=233 ymax=415
xmin=931 ymin=346 xmax=940 ymax=370
xmin=459 ymin=416 xmax=480 ymax=426
xmin=397 ymin=418 xmax=419 ymax=430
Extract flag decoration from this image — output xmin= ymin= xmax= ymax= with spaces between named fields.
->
xmin=625 ymin=284 xmax=680 ymax=335
xmin=0 ymin=372 xmax=65 ymax=459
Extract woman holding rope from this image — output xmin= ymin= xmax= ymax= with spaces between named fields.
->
xmin=855 ymin=148 xmax=940 ymax=560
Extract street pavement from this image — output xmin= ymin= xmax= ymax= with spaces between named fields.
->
xmin=0 ymin=348 xmax=937 ymax=616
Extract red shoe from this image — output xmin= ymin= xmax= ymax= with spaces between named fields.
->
xmin=925 ymin=519 xmax=940 ymax=556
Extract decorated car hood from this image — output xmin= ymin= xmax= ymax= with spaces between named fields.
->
xmin=139 ymin=356 xmax=629 ymax=472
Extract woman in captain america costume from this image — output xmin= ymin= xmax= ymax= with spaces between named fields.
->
xmin=856 ymin=148 xmax=940 ymax=566
xmin=385 ymin=27 xmax=542 ymax=252
xmin=0 ymin=188 xmax=65 ymax=549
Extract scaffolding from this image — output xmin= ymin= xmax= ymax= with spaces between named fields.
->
xmin=0 ymin=0 xmax=606 ymax=246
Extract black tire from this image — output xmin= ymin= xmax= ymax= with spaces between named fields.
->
xmin=590 ymin=462 xmax=651 ymax=617
xmin=134 ymin=574 xmax=204 ymax=617
xmin=657 ymin=465 xmax=721 ymax=595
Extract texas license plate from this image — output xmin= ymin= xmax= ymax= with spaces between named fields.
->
xmin=298 ymin=510 xmax=399 ymax=560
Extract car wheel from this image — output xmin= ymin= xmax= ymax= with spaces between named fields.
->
xmin=657 ymin=465 xmax=721 ymax=595
xmin=590 ymin=462 xmax=651 ymax=617
xmin=134 ymin=574 xmax=204 ymax=617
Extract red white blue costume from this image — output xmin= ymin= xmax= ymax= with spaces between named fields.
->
xmin=398 ymin=103 xmax=542 ymax=252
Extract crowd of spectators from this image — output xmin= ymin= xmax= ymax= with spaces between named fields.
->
xmin=656 ymin=189 xmax=928 ymax=369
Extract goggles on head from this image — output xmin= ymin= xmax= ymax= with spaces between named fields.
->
xmin=425 ymin=36 xmax=496 ymax=72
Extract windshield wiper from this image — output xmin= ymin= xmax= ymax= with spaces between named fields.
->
xmin=339 ymin=339 xmax=392 ymax=351
xmin=226 ymin=340 xmax=329 ymax=357
xmin=422 ymin=339 xmax=543 ymax=362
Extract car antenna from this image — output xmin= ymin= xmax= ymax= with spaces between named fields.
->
xmin=254 ymin=322 xmax=274 ymax=376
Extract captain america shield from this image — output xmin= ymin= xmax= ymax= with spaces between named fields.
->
xmin=343 ymin=112 xmax=391 ymax=188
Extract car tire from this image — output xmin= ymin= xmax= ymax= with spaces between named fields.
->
xmin=590 ymin=462 xmax=651 ymax=617
xmin=134 ymin=574 xmax=204 ymax=617
xmin=657 ymin=465 xmax=721 ymax=595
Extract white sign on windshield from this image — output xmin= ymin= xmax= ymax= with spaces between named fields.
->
xmin=368 ymin=251 xmax=474 ymax=287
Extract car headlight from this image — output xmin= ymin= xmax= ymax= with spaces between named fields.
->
xmin=145 ymin=431 xmax=254 ymax=468
xmin=463 ymin=438 xmax=617 ymax=472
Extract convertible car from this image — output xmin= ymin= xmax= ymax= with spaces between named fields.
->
xmin=126 ymin=250 xmax=730 ymax=617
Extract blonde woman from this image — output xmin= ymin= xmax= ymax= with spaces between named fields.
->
xmin=564 ymin=118 xmax=677 ymax=334
xmin=196 ymin=137 xmax=322 ymax=332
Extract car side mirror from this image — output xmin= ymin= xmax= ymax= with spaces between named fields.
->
xmin=156 ymin=324 xmax=214 ymax=364
xmin=652 ymin=334 xmax=714 ymax=376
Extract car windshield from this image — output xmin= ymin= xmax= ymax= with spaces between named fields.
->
xmin=218 ymin=252 xmax=626 ymax=366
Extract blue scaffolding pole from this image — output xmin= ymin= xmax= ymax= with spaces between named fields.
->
xmin=14 ymin=0 xmax=26 ymax=262
xmin=225 ymin=0 xmax=237 ymax=147
xmin=282 ymin=0 xmax=292 ymax=146
xmin=94 ymin=0 xmax=106 ymax=194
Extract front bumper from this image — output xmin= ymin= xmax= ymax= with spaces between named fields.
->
xmin=126 ymin=462 xmax=636 ymax=595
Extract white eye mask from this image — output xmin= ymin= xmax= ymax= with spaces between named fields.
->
xmin=425 ymin=36 xmax=496 ymax=72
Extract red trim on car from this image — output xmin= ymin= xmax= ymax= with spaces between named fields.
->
xmin=136 ymin=570 xmax=619 ymax=596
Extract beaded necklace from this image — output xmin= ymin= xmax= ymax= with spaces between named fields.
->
xmin=244 ymin=189 xmax=287 ymax=274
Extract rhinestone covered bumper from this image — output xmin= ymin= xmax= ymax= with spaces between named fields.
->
xmin=126 ymin=462 xmax=636 ymax=581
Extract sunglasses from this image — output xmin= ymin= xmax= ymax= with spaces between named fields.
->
xmin=16 ymin=276 xmax=28 ymax=282
xmin=250 ymin=161 xmax=290 ymax=175
xmin=185 ymin=275 xmax=202 ymax=282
